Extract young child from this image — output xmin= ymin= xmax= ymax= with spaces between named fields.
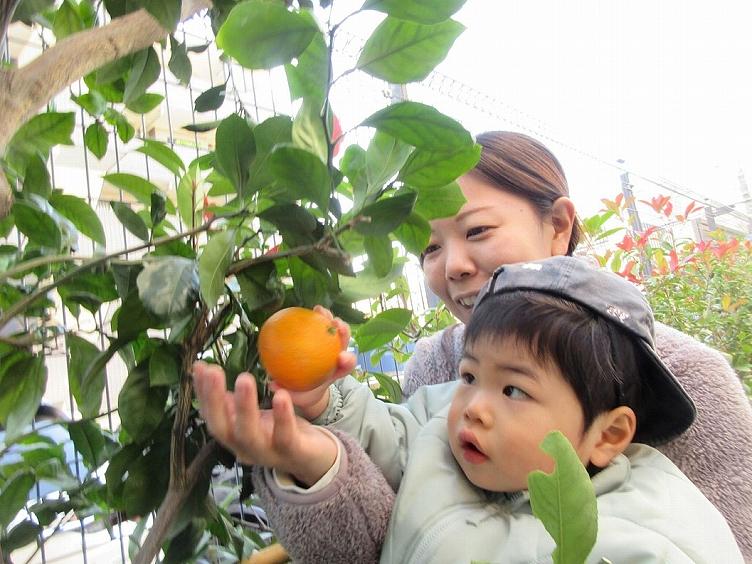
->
xmin=192 ymin=256 xmax=743 ymax=563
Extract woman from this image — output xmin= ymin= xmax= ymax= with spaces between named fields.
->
xmin=403 ymin=131 xmax=752 ymax=558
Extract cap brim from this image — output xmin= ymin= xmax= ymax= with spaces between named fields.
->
xmin=633 ymin=339 xmax=697 ymax=445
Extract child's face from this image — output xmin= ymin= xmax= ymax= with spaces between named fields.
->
xmin=447 ymin=336 xmax=604 ymax=492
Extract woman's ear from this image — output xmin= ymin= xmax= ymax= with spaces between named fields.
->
xmin=588 ymin=406 xmax=637 ymax=468
xmin=550 ymin=197 xmax=576 ymax=256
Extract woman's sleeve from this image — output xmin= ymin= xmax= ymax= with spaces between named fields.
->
xmin=654 ymin=323 xmax=752 ymax=561
xmin=252 ymin=429 xmax=395 ymax=564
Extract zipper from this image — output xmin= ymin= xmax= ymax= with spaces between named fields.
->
xmin=405 ymin=503 xmax=487 ymax=564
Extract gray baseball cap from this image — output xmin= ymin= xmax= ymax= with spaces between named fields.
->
xmin=474 ymin=255 xmax=696 ymax=444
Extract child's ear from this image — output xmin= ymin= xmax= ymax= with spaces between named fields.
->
xmin=588 ymin=407 xmax=637 ymax=468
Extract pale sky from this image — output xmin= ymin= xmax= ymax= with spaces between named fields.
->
xmin=434 ymin=0 xmax=752 ymax=218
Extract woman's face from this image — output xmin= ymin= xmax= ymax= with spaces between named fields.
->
xmin=422 ymin=175 xmax=562 ymax=323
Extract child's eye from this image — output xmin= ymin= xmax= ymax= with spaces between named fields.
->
xmin=422 ymin=243 xmax=440 ymax=256
xmin=502 ymin=385 xmax=529 ymax=400
xmin=460 ymin=372 xmax=475 ymax=385
xmin=466 ymin=226 xmax=490 ymax=239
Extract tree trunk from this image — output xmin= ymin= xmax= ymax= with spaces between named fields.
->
xmin=0 ymin=0 xmax=212 ymax=219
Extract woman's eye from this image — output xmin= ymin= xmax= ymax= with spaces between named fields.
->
xmin=460 ymin=372 xmax=475 ymax=384
xmin=466 ymin=226 xmax=490 ymax=238
xmin=503 ymin=385 xmax=529 ymax=399
xmin=422 ymin=243 xmax=440 ymax=256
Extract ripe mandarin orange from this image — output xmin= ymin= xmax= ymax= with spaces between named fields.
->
xmin=257 ymin=307 xmax=341 ymax=392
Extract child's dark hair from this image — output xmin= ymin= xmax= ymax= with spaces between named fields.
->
xmin=465 ymin=291 xmax=648 ymax=437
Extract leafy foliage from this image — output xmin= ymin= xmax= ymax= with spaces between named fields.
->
xmin=584 ymin=194 xmax=752 ymax=392
xmin=0 ymin=0 xmax=482 ymax=560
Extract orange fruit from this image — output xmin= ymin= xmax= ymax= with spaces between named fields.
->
xmin=257 ymin=307 xmax=341 ymax=392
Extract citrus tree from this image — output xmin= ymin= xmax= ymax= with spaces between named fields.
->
xmin=583 ymin=193 xmax=752 ymax=393
xmin=0 ymin=0 xmax=480 ymax=561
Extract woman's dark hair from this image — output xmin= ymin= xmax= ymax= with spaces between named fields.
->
xmin=472 ymin=131 xmax=582 ymax=256
xmin=464 ymin=291 xmax=646 ymax=436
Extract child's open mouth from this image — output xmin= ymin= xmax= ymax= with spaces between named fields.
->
xmin=459 ymin=431 xmax=489 ymax=464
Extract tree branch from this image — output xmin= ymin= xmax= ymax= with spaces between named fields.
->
xmin=133 ymin=440 xmax=219 ymax=564
xmin=0 ymin=0 xmax=213 ymax=219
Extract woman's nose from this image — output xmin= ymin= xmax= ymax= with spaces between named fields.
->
xmin=445 ymin=244 xmax=475 ymax=281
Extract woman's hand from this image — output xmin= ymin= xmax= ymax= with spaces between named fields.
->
xmin=271 ymin=305 xmax=357 ymax=420
xmin=192 ymin=361 xmax=338 ymax=486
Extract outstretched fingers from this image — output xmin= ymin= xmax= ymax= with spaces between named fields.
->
xmin=192 ymin=361 xmax=235 ymax=446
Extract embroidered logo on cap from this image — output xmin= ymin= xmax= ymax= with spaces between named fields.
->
xmin=606 ymin=305 xmax=630 ymax=323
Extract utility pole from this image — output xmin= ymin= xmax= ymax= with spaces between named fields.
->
xmin=738 ymin=169 xmax=752 ymax=235
xmin=618 ymin=163 xmax=651 ymax=277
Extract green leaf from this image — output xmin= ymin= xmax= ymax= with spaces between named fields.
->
xmin=355 ymin=308 xmax=412 ymax=351
xmin=123 ymin=441 xmax=169 ymax=516
xmin=225 ymin=331 xmax=249 ymax=387
xmin=259 ymin=203 xmax=318 ymax=245
xmin=364 ymin=235 xmax=393 ymax=278
xmin=248 ymin=115 xmax=293 ymax=193
xmin=362 ymin=101 xmax=472 ymax=150
xmin=215 ymin=114 xmax=255 ymax=196
xmin=414 ymin=181 xmax=466 ymax=220
xmin=198 ymin=229 xmax=235 ymax=308
xmin=84 ymin=122 xmax=108 ymax=159
xmin=285 ymin=31 xmax=327 ymax=108
xmin=149 ymin=344 xmax=180 ymax=386
xmin=0 ymin=472 xmax=35 ymax=528
xmin=71 ymin=90 xmax=107 ymax=117
xmin=292 ymin=99 xmax=327 ymax=163
xmin=176 ymin=162 xmax=202 ymax=228
xmin=216 ymin=1 xmax=319 ymax=69
xmin=7 ymin=112 xmax=75 ymax=163
xmin=2 ymin=520 xmax=44 ymax=553
xmin=527 ymin=431 xmax=598 ymax=564
xmin=354 ymin=191 xmax=417 ymax=236
xmin=12 ymin=198 xmax=62 ymax=248
xmin=123 ymin=47 xmax=161 ymax=105
xmin=111 ymin=201 xmax=149 ymax=241
xmin=68 ymin=419 xmax=115 ymax=469
xmin=366 ymin=131 xmax=413 ymax=193
xmin=341 ymin=144 xmax=368 ymax=205
xmin=194 ymin=83 xmax=226 ymax=113
xmin=103 ymin=172 xmax=166 ymax=207
xmin=141 ymin=0 xmax=180 ymax=31
xmin=136 ymin=139 xmax=185 ymax=177
xmin=236 ymin=262 xmax=284 ymax=312
xmin=0 ymin=355 xmax=47 ymax=442
xmin=362 ymin=0 xmax=466 ymax=24
xmin=12 ymin=0 xmax=55 ymax=22
xmin=399 ymin=144 xmax=481 ymax=188
xmin=150 ymin=190 xmax=166 ymax=228
xmin=22 ymin=153 xmax=52 ymax=198
xmin=66 ymin=334 xmax=106 ymax=418
xmin=168 ymin=35 xmax=192 ymax=85
xmin=136 ymin=257 xmax=199 ymax=320
xmin=357 ymin=17 xmax=464 ymax=83
xmin=370 ymin=371 xmax=402 ymax=403
xmin=393 ymin=212 xmax=430 ymax=255
xmin=126 ymin=92 xmax=164 ymax=114
xmin=58 ymin=270 xmax=119 ymax=315
xmin=182 ymin=120 xmax=222 ymax=133
xmin=118 ymin=364 xmax=167 ymax=444
xmin=269 ymin=145 xmax=330 ymax=210
xmin=340 ymin=258 xmax=405 ymax=302
xmin=103 ymin=108 xmax=136 ymax=142
xmin=53 ymin=0 xmax=84 ymax=39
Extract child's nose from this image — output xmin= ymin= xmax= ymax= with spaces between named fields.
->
xmin=464 ymin=393 xmax=493 ymax=427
